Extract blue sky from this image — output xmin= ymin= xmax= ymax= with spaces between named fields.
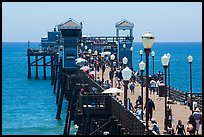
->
xmin=2 ymin=2 xmax=202 ymax=42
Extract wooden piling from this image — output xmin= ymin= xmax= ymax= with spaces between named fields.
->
xmin=56 ymin=59 xmax=62 ymax=104
xmin=63 ymin=89 xmax=75 ymax=135
xmin=53 ymin=59 xmax=58 ymax=94
xmin=43 ymin=56 xmax=46 ymax=79
xmin=56 ymin=74 xmax=65 ymax=120
xmin=35 ymin=55 xmax=38 ymax=79
xmin=51 ymin=55 xmax=54 ymax=85
xmin=27 ymin=52 xmax=31 ymax=79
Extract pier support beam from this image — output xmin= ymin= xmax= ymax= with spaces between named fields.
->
xmin=35 ymin=56 xmax=38 ymax=79
xmin=43 ymin=56 xmax=46 ymax=79
xmin=28 ymin=54 xmax=31 ymax=79
xmin=53 ymin=59 xmax=58 ymax=94
xmin=56 ymin=74 xmax=65 ymax=120
xmin=56 ymin=59 xmax=62 ymax=103
xmin=51 ymin=55 xmax=54 ymax=85
xmin=64 ymin=89 xmax=74 ymax=135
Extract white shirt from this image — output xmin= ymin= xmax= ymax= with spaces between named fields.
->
xmin=150 ymin=80 xmax=157 ymax=88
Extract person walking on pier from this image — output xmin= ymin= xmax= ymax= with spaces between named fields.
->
xmin=176 ymin=120 xmax=186 ymax=135
xmin=135 ymin=96 xmax=142 ymax=109
xmin=129 ymin=81 xmax=135 ymax=94
xmin=144 ymin=98 xmax=155 ymax=120
xmin=193 ymin=108 xmax=201 ymax=134
xmin=109 ymin=68 xmax=114 ymax=86
xmin=186 ymin=114 xmax=196 ymax=135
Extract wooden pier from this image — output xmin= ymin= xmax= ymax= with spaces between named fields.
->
xmin=27 ymin=48 xmax=58 ymax=85
xmin=26 ymin=18 xmax=202 ymax=135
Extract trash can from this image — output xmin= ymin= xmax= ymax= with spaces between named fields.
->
xmin=158 ymin=83 xmax=165 ymax=97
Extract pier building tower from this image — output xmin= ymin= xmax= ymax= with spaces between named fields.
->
xmin=57 ymin=18 xmax=82 ymax=72
xmin=40 ymin=28 xmax=61 ymax=50
xmin=115 ymin=19 xmax=134 ymax=68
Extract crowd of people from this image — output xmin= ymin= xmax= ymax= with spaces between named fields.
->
xmin=78 ymin=52 xmax=202 ymax=135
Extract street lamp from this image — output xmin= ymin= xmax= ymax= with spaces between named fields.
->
xmin=88 ymin=49 xmax=92 ymax=54
xmin=130 ymin=47 xmax=133 ymax=69
xmin=101 ymin=53 xmax=105 ymax=82
xmin=167 ymin=53 xmax=171 ymax=98
xmin=94 ymin=50 xmax=98 ymax=81
xmin=123 ymin=43 xmax=126 ymax=57
xmin=110 ymin=54 xmax=115 ymax=87
xmin=110 ymin=54 xmax=115 ymax=68
xmin=121 ymin=66 xmax=132 ymax=109
xmin=141 ymin=31 xmax=154 ymax=131
xmin=122 ymin=57 xmax=128 ymax=69
xmin=84 ymin=45 xmax=88 ymax=56
xmin=84 ymin=45 xmax=87 ymax=50
xmin=151 ymin=51 xmax=155 ymax=76
xmin=122 ymin=63 xmax=132 ymax=134
xmin=161 ymin=54 xmax=170 ymax=131
xmin=140 ymin=50 xmax=143 ymax=62
xmin=188 ymin=55 xmax=193 ymax=114
xmin=139 ymin=61 xmax=146 ymax=121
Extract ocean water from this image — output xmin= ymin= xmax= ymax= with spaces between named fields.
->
xmin=2 ymin=42 xmax=202 ymax=135
xmin=2 ymin=42 xmax=77 ymax=135
xmin=132 ymin=42 xmax=202 ymax=93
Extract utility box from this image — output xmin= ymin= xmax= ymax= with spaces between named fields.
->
xmin=158 ymin=83 xmax=165 ymax=97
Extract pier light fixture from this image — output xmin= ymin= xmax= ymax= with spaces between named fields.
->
xmin=81 ymin=42 xmax=84 ymax=47
xmin=123 ymin=43 xmax=126 ymax=49
xmin=84 ymin=45 xmax=87 ymax=50
xmin=166 ymin=53 xmax=171 ymax=99
xmin=130 ymin=46 xmax=133 ymax=52
xmin=94 ymin=50 xmax=98 ymax=56
xmin=122 ymin=57 xmax=128 ymax=68
xmin=188 ymin=55 xmax=193 ymax=114
xmin=110 ymin=54 xmax=115 ymax=66
xmin=151 ymin=51 xmax=155 ymax=76
xmin=122 ymin=66 xmax=132 ymax=109
xmin=110 ymin=54 xmax=115 ymax=87
xmin=139 ymin=61 xmax=145 ymax=121
xmin=161 ymin=54 xmax=169 ymax=131
xmin=88 ymin=49 xmax=92 ymax=54
xmin=123 ymin=43 xmax=126 ymax=57
xmin=140 ymin=49 xmax=143 ymax=61
xmin=110 ymin=54 xmax=115 ymax=61
xmin=94 ymin=50 xmax=98 ymax=81
xmin=130 ymin=47 xmax=133 ymax=69
xmin=141 ymin=30 xmax=154 ymax=131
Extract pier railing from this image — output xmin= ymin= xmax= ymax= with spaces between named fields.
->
xmin=167 ymin=87 xmax=202 ymax=111
xmin=77 ymin=93 xmax=156 ymax=135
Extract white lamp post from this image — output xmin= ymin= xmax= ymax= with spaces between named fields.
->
xmin=188 ymin=55 xmax=193 ymax=114
xmin=139 ymin=61 xmax=145 ymax=121
xmin=110 ymin=54 xmax=115 ymax=67
xmin=122 ymin=57 xmax=128 ymax=69
xmin=84 ymin=45 xmax=87 ymax=50
xmin=94 ymin=50 xmax=98 ymax=56
xmin=161 ymin=54 xmax=169 ymax=131
xmin=130 ymin=47 xmax=133 ymax=69
xmin=121 ymin=65 xmax=131 ymax=134
xmin=166 ymin=53 xmax=171 ymax=99
xmin=151 ymin=51 xmax=155 ymax=76
xmin=141 ymin=31 xmax=154 ymax=131
xmin=123 ymin=43 xmax=126 ymax=57
xmin=122 ymin=67 xmax=132 ymax=109
xmin=88 ymin=49 xmax=92 ymax=54
xmin=94 ymin=50 xmax=98 ymax=80
xmin=140 ymin=50 xmax=143 ymax=61
xmin=81 ymin=42 xmax=84 ymax=47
